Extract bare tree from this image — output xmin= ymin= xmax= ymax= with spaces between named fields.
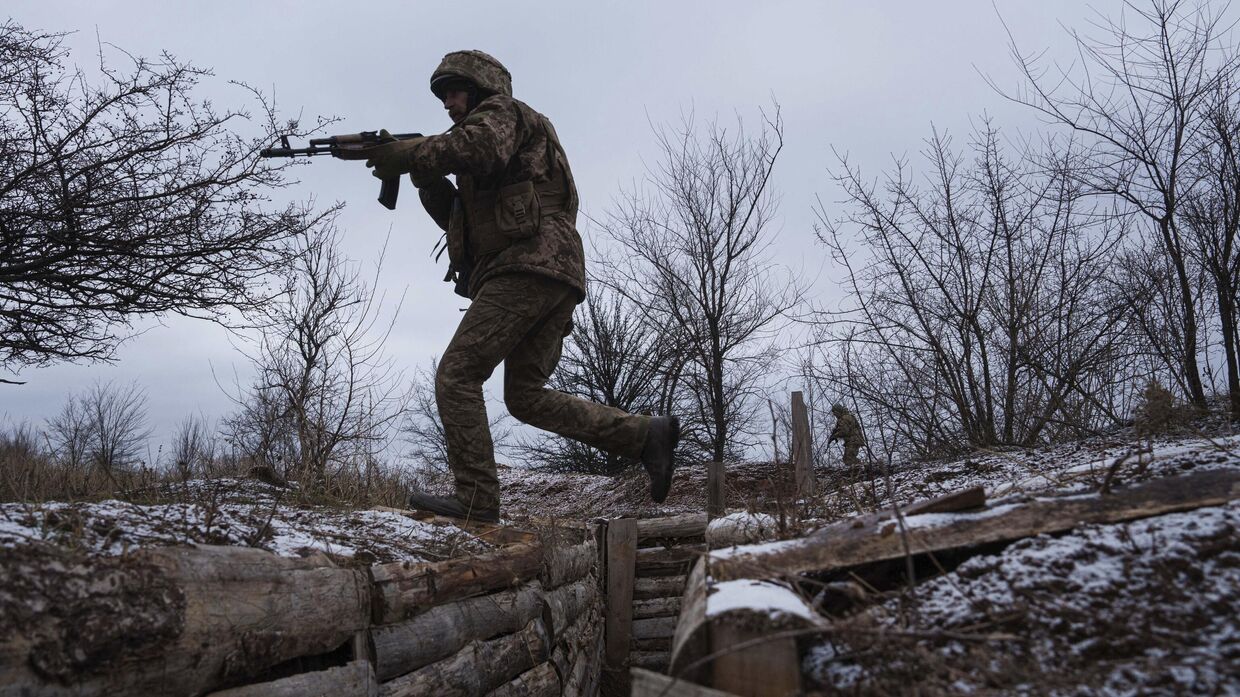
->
xmin=517 ymin=287 xmax=685 ymax=474
xmin=813 ymin=123 xmax=1135 ymax=457
xmin=0 ymin=21 xmax=325 ymax=377
xmin=999 ymin=0 xmax=1240 ymax=408
xmin=598 ymin=105 xmax=801 ymax=464
xmin=47 ymin=380 xmax=150 ymax=472
xmin=230 ymin=224 xmax=408 ymax=487
xmin=170 ymin=413 xmax=216 ymax=479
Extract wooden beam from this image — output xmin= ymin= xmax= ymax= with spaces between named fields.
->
xmin=486 ymin=661 xmax=560 ymax=697
xmin=707 ymin=462 xmax=726 ymax=519
xmin=712 ymin=468 xmax=1240 ymax=581
xmin=711 ymin=623 xmax=800 ymax=697
xmin=630 ymin=668 xmax=743 ymax=697
xmin=634 ymin=574 xmax=687 ymax=600
xmin=791 ymin=391 xmax=815 ymax=497
xmin=371 ymin=543 xmax=544 ymax=624
xmin=636 ymin=544 xmax=703 ymax=577
xmin=632 ymin=616 xmax=677 ymax=641
xmin=603 ymin=519 xmax=638 ymax=677
xmin=633 ymin=596 xmax=682 ymax=619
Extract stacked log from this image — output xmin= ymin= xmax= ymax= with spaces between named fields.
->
xmin=619 ymin=514 xmax=707 ymax=675
xmin=1 ymin=529 xmax=604 ymax=697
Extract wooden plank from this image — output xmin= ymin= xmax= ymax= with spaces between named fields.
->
xmin=633 ymin=596 xmax=681 ymax=619
xmin=707 ymin=462 xmax=726 ymax=519
xmin=636 ymin=513 xmax=709 ymax=541
xmin=791 ymin=391 xmax=815 ymax=497
xmin=904 ymin=485 xmax=986 ymax=516
xmin=207 ymin=660 xmax=378 ymax=697
xmin=632 ymin=616 xmax=677 ymax=640
xmin=712 ymin=468 xmax=1240 ymax=581
xmin=603 ymin=519 xmax=638 ymax=672
xmin=372 ymin=582 xmax=545 ymax=680
xmin=636 ymin=544 xmax=703 ymax=577
xmin=0 ymin=544 xmax=370 ymax=697
xmin=628 ymin=650 xmax=670 ymax=671
xmin=371 ymin=543 xmax=544 ymax=623
xmin=711 ymin=623 xmax=800 ymax=696
xmin=631 ymin=636 xmax=671 ymax=652
xmin=379 ymin=617 xmax=550 ymax=697
xmin=630 ymin=668 xmax=743 ymax=697
xmin=634 ymin=574 xmax=687 ymax=600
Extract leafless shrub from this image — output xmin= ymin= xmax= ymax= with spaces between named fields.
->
xmin=46 ymin=380 xmax=151 ymax=473
xmin=597 ymin=104 xmax=803 ymax=464
xmin=812 ymin=123 xmax=1135 ymax=457
xmin=0 ymin=21 xmax=328 ymax=378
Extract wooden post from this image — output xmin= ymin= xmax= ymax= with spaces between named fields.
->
xmin=707 ymin=462 xmax=726 ymax=519
xmin=791 ymin=391 xmax=815 ymax=497
xmin=602 ymin=518 xmax=637 ymax=695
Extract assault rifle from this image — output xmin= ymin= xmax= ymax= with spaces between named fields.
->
xmin=260 ymin=131 xmax=423 ymax=210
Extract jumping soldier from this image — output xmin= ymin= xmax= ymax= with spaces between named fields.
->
xmin=364 ymin=50 xmax=679 ymax=522
xmin=828 ymin=403 xmax=864 ymax=467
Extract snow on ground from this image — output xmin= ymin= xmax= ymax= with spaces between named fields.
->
xmin=0 ymin=478 xmax=489 ymax=562
xmin=803 ymin=500 xmax=1240 ymax=695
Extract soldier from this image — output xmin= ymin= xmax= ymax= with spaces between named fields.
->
xmin=828 ymin=403 xmax=864 ymax=467
xmin=365 ymin=51 xmax=679 ymax=522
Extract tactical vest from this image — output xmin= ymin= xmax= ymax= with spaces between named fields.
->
xmin=447 ymin=103 xmax=578 ymax=265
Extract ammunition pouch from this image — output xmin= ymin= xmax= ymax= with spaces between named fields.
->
xmin=465 ymin=180 xmax=571 ymax=256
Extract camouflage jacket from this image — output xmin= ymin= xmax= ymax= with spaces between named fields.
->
xmin=409 ymin=94 xmax=585 ymax=301
xmin=830 ymin=412 xmax=865 ymax=446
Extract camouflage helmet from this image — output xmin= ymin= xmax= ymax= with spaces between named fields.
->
xmin=430 ymin=50 xmax=512 ymax=99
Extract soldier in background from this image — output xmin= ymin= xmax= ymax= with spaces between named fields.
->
xmin=365 ymin=51 xmax=679 ymax=522
xmin=829 ymin=403 xmax=864 ymax=467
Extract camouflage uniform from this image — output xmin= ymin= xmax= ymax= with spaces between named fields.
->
xmin=829 ymin=404 xmax=865 ymax=467
xmin=399 ymin=51 xmax=649 ymax=512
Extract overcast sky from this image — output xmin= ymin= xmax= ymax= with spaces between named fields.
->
xmin=2 ymin=0 xmax=1134 ymax=458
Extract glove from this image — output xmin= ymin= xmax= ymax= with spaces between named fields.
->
xmin=366 ymin=129 xmax=426 ymax=180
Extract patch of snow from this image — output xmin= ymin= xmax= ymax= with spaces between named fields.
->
xmin=707 ymin=578 xmax=818 ymax=622
xmin=706 ymin=511 xmax=777 ymax=546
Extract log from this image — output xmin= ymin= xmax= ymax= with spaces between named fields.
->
xmin=633 ymin=596 xmax=682 ymax=619
xmin=544 ymin=577 xmax=597 ymax=641
xmin=903 ymin=485 xmax=986 ymax=516
xmin=630 ymin=667 xmax=744 ymax=697
xmin=636 ymin=544 xmax=703 ymax=577
xmin=486 ymin=661 xmax=560 ymax=697
xmin=552 ymin=603 xmax=602 ymax=697
xmin=207 ymin=660 xmax=378 ymax=697
xmin=669 ymin=559 xmax=822 ymax=689
xmin=636 ymin=513 xmax=709 ymax=541
xmin=711 ymin=623 xmax=800 ymax=696
xmin=707 ymin=462 xmax=726 ymax=519
xmin=542 ymin=539 xmax=597 ymax=588
xmin=634 ymin=574 xmax=686 ymax=600
xmin=372 ymin=582 xmax=546 ymax=680
xmin=711 ymin=468 xmax=1240 ymax=581
xmin=791 ymin=391 xmax=815 ymax=497
xmin=628 ymin=650 xmax=671 ymax=671
xmin=371 ymin=543 xmax=544 ymax=623
xmin=380 ymin=617 xmax=550 ymax=697
xmin=0 ymin=544 xmax=369 ymax=697
xmin=632 ymin=616 xmax=677 ymax=641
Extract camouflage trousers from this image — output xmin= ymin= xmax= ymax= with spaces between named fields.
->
xmin=436 ymin=273 xmax=650 ymax=512
xmin=842 ymin=442 xmax=861 ymax=467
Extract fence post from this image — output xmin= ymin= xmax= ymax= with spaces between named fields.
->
xmin=602 ymin=518 xmax=637 ymax=696
xmin=707 ymin=461 xmax=726 ymax=520
xmin=791 ymin=391 xmax=815 ymax=498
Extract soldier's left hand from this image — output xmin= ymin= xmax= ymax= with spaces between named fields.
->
xmin=366 ymin=131 xmax=426 ymax=180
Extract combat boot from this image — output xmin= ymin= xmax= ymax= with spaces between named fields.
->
xmin=641 ymin=415 xmax=680 ymax=503
xmin=407 ymin=490 xmax=500 ymax=524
